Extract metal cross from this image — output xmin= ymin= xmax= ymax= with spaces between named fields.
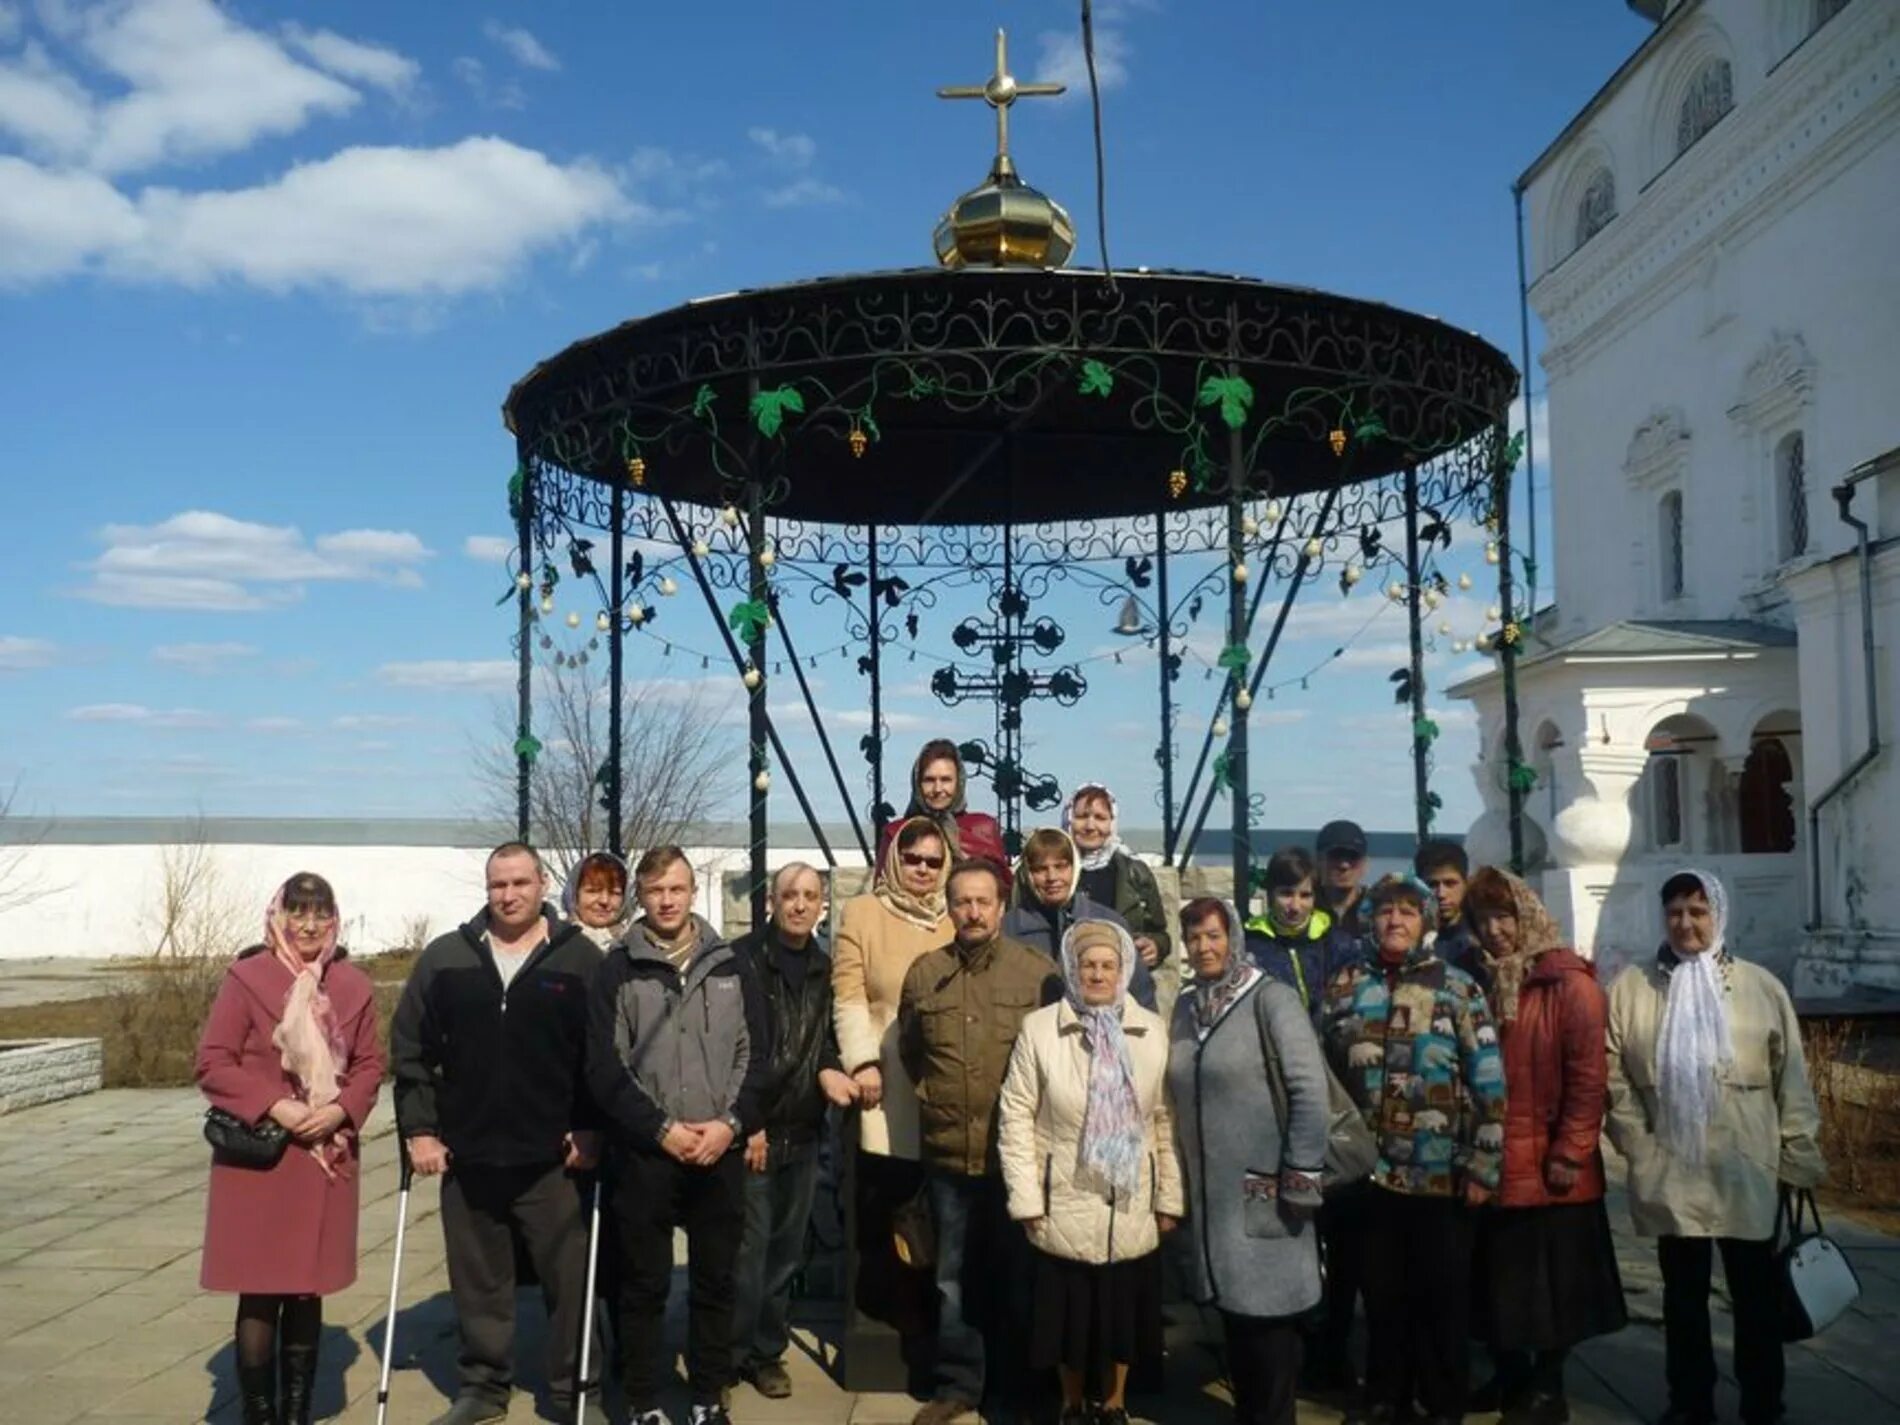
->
xmin=937 ymin=28 xmax=1065 ymax=163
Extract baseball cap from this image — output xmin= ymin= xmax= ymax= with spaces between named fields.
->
xmin=1316 ymin=819 xmax=1369 ymax=857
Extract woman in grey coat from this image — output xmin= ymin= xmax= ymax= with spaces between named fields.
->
xmin=1168 ymin=896 xmax=1329 ymax=1425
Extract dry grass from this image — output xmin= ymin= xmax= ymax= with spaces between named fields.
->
xmin=1803 ymin=1017 xmax=1900 ymax=1217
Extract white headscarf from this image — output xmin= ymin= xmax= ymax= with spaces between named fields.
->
xmin=1063 ymin=783 xmax=1123 ymax=872
xmin=1655 ymin=867 xmax=1735 ymax=1168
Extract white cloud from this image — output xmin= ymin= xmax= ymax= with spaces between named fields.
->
xmin=280 ymin=24 xmax=418 ymax=95
xmin=67 ymin=702 xmax=218 ymax=728
xmin=1036 ymin=25 xmax=1130 ymax=95
xmin=151 ymin=640 xmax=256 ymax=671
xmin=16 ymin=0 xmax=362 ymax=175
xmin=0 ymin=634 xmax=59 ymax=671
xmin=464 ymin=534 xmax=514 ymax=562
xmin=0 ymin=3 xmax=23 ymax=44
xmin=762 ymin=176 xmax=845 ymax=209
xmin=1281 ymin=596 xmax=1397 ymax=644
xmin=451 ymin=55 xmax=524 ymax=111
xmin=75 ymin=510 xmax=433 ymax=610
xmin=1329 ymin=641 xmax=1416 ymax=671
xmin=1507 ymin=393 xmax=1552 ymax=476
xmin=0 ymin=41 xmax=95 ymax=156
xmin=483 ymin=20 xmax=559 ymax=72
xmin=377 ymin=659 xmax=516 ymax=691
xmin=332 ymin=713 xmax=416 ymax=730
xmin=747 ymin=126 xmax=815 ymax=169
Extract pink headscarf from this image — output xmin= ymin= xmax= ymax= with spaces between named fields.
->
xmin=264 ymin=880 xmax=349 ymax=1171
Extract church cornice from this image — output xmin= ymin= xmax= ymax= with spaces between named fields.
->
xmin=1532 ymin=5 xmax=1899 ymax=377
xmin=1727 ymin=329 xmax=1815 ymax=430
xmin=1625 ymin=406 xmax=1692 ymax=488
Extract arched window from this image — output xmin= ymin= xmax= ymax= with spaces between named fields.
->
xmin=1777 ymin=432 xmax=1808 ymax=561
xmin=1740 ymin=737 xmax=1797 ymax=853
xmin=1676 ymin=58 xmax=1734 ymax=156
xmin=1659 ymin=490 xmax=1685 ymax=601
xmin=1574 ymin=167 xmax=1617 ymax=250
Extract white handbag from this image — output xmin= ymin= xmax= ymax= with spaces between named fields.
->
xmin=1775 ymin=1188 xmax=1861 ymax=1341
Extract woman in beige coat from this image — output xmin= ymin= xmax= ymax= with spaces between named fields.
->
xmin=1605 ymin=867 xmax=1825 ymax=1425
xmin=998 ymin=919 xmax=1183 ymax=1425
xmin=832 ymin=815 xmax=952 ymax=1333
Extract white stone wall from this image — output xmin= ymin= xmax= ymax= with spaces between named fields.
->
xmin=0 ymin=1039 xmax=104 ymax=1113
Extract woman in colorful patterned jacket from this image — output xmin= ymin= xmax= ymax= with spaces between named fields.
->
xmin=1464 ymin=868 xmax=1626 ymax=1425
xmin=1321 ymin=873 xmax=1506 ymax=1425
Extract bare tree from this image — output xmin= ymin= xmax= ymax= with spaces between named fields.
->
xmin=477 ymin=663 xmax=736 ymax=882
xmin=0 ymin=779 xmax=56 ymax=914
xmin=147 ymin=815 xmax=249 ymax=961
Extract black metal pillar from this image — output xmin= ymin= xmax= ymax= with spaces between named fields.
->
xmin=1154 ymin=509 xmax=1176 ymax=854
xmin=745 ymin=472 xmax=769 ymax=927
xmin=1225 ymin=411 xmax=1251 ymax=908
xmin=1495 ymin=427 xmax=1527 ymax=873
xmin=514 ymin=457 xmax=535 ymax=841
xmin=1403 ymin=463 xmax=1430 ymax=844
xmin=607 ymin=481 xmax=626 ymax=857
xmin=867 ymin=522 xmax=887 ymax=833
xmin=774 ymin=597 xmax=869 ymax=863
xmin=999 ymin=520 xmax=1020 ymax=853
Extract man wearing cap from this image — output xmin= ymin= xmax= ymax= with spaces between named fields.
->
xmin=1315 ymin=819 xmax=1372 ymax=943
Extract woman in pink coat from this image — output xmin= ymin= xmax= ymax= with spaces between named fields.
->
xmin=196 ymin=873 xmax=384 ymax=1425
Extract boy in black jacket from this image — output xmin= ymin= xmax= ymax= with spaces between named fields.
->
xmin=587 ymin=845 xmax=769 ymax=1425
xmin=391 ymin=842 xmax=604 ymax=1425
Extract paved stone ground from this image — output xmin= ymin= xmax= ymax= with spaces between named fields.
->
xmin=2 ymin=1091 xmax=1898 ymax=1424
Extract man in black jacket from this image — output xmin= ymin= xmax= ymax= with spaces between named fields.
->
xmin=587 ymin=845 xmax=769 ymax=1425
xmin=730 ymin=863 xmax=860 ymax=1400
xmin=391 ymin=841 xmax=605 ymax=1425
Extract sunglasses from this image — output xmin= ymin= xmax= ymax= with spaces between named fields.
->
xmin=900 ymin=852 xmax=946 ymax=870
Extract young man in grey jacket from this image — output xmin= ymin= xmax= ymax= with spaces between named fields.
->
xmin=585 ymin=845 xmax=768 ymax=1425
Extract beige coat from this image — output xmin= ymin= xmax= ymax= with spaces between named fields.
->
xmin=831 ymin=892 xmax=949 ymax=1159
xmin=1605 ymin=956 xmax=1825 ymax=1240
xmin=997 ymin=999 xmax=1186 ymax=1265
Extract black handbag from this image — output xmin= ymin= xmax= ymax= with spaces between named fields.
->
xmin=203 ymin=1106 xmax=290 ymax=1168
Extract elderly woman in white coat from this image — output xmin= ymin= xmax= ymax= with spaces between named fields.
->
xmin=998 ymin=919 xmax=1183 ymax=1425
xmin=1605 ymin=868 xmax=1825 ymax=1425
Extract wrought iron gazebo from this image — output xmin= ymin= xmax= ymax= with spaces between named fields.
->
xmin=499 ymin=32 xmax=1532 ymax=926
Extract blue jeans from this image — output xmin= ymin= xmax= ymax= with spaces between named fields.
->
xmin=732 ymin=1149 xmax=821 ymax=1372
xmin=927 ymin=1169 xmax=1019 ymax=1405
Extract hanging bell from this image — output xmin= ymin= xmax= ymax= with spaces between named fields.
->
xmin=1112 ymin=594 xmax=1145 ymax=637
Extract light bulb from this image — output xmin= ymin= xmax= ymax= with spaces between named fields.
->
xmin=1311 ymin=540 xmax=1330 ymax=562
xmin=1232 ymin=563 xmax=1248 ymax=584
xmin=719 ymin=506 xmax=739 ymax=528
xmin=1485 ymin=604 xmax=1501 ymax=622
xmin=627 ymin=603 xmax=646 ymax=625
xmin=1476 ymin=633 xmax=1493 ymax=652
xmin=514 ymin=572 xmax=532 ymax=591
xmin=1424 ymin=589 xmax=1442 ymax=610
xmin=565 ymin=611 xmax=581 ymax=629
xmin=1387 ymin=582 xmax=1406 ymax=602
xmin=1438 ymin=621 xmax=1453 ymax=636
xmin=1235 ymin=689 xmax=1253 ymax=710
xmin=759 ymin=548 xmax=776 ymax=568
xmin=742 ymin=668 xmax=762 ymax=689
xmin=659 ymin=576 xmax=678 ymax=596
xmin=595 ymin=612 xmax=611 ymax=633
xmin=1212 ymin=718 xmax=1229 ymax=738
xmin=1453 ymin=639 xmax=1467 ymax=653
xmin=692 ymin=539 xmax=710 ymax=558
xmin=754 ymin=769 xmax=771 ymax=792
xmin=1485 ymin=542 xmax=1501 ymax=565
xmin=1458 ymin=572 xmax=1473 ymax=591
xmin=1264 ymin=500 xmax=1284 ymax=524
xmin=1241 ymin=516 xmax=1259 ymax=537
xmin=539 ymin=594 xmax=554 ymax=615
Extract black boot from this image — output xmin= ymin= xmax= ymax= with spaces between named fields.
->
xmin=237 ymin=1361 xmax=278 ymax=1425
xmin=279 ymin=1343 xmax=318 ymax=1425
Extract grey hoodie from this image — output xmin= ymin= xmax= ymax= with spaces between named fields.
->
xmin=585 ymin=912 xmax=769 ymax=1148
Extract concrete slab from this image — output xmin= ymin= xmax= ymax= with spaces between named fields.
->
xmin=1 ymin=1089 xmax=1897 ymax=1424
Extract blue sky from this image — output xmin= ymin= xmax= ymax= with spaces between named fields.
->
xmin=0 ymin=0 xmax=1652 ymax=837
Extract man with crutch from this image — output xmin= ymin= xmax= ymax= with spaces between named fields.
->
xmin=392 ymin=840 xmax=608 ymax=1425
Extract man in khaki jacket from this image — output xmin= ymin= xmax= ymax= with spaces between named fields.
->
xmin=899 ymin=858 xmax=1059 ymax=1425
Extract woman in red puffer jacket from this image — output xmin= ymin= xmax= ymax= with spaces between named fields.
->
xmin=1466 ymin=868 xmax=1627 ymax=1425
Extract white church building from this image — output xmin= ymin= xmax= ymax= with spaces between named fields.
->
xmin=1456 ymin=0 xmax=1899 ymax=996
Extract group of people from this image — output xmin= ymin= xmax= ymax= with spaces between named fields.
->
xmin=192 ymin=737 xmax=1828 ymax=1425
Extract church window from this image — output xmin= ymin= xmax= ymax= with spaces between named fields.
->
xmin=1660 ymin=490 xmax=1685 ymax=601
xmin=1777 ymin=432 xmax=1809 ymax=561
xmin=1676 ymin=59 xmax=1733 ymax=157
xmin=1575 ymin=168 xmax=1617 ymax=250
xmin=1652 ymin=755 xmax=1685 ymax=849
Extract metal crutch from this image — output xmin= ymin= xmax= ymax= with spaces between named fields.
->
xmin=375 ymin=1147 xmax=415 ymax=1425
xmin=573 ymin=1175 xmax=606 ymax=1425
